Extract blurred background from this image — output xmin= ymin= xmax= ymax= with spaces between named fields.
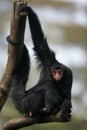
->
xmin=0 ymin=0 xmax=87 ymax=130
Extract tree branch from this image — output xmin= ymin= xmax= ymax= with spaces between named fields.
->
xmin=0 ymin=0 xmax=27 ymax=112
xmin=1 ymin=112 xmax=70 ymax=130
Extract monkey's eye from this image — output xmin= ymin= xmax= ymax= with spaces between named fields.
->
xmin=57 ymin=69 xmax=63 ymax=74
xmin=52 ymin=69 xmax=63 ymax=76
xmin=52 ymin=70 xmax=57 ymax=75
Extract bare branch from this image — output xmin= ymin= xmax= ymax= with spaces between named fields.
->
xmin=1 ymin=112 xmax=70 ymax=130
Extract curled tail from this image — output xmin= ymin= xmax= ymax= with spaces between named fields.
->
xmin=10 ymin=45 xmax=30 ymax=113
xmin=18 ymin=5 xmax=56 ymax=67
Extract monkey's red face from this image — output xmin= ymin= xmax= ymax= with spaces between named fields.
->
xmin=52 ymin=69 xmax=63 ymax=81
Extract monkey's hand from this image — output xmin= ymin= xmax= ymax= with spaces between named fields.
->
xmin=59 ymin=100 xmax=72 ymax=122
xmin=18 ymin=5 xmax=28 ymax=14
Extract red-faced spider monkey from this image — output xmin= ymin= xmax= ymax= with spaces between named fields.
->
xmin=8 ymin=5 xmax=73 ymax=121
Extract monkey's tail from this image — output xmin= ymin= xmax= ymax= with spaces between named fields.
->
xmin=10 ymin=45 xmax=30 ymax=113
xmin=18 ymin=6 xmax=56 ymax=67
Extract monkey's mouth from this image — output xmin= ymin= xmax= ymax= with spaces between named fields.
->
xmin=54 ymin=73 xmax=63 ymax=81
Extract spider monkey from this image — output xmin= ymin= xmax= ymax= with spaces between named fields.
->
xmin=9 ymin=5 xmax=73 ymax=121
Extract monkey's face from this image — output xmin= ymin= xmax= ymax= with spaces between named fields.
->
xmin=52 ymin=68 xmax=63 ymax=81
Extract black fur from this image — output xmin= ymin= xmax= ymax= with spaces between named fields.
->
xmin=10 ymin=5 xmax=73 ymax=121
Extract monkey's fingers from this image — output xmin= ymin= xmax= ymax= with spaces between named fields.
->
xmin=42 ymin=107 xmax=47 ymax=112
xmin=29 ymin=111 xmax=32 ymax=117
xmin=17 ymin=5 xmax=27 ymax=14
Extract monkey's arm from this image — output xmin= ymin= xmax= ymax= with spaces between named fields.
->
xmin=59 ymin=68 xmax=73 ymax=121
xmin=18 ymin=5 xmax=56 ymax=67
xmin=63 ymin=68 xmax=73 ymax=100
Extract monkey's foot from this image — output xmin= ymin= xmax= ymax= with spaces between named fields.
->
xmin=57 ymin=110 xmax=71 ymax=122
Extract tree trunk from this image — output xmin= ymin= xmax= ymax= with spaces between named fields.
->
xmin=0 ymin=0 xmax=27 ymax=112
